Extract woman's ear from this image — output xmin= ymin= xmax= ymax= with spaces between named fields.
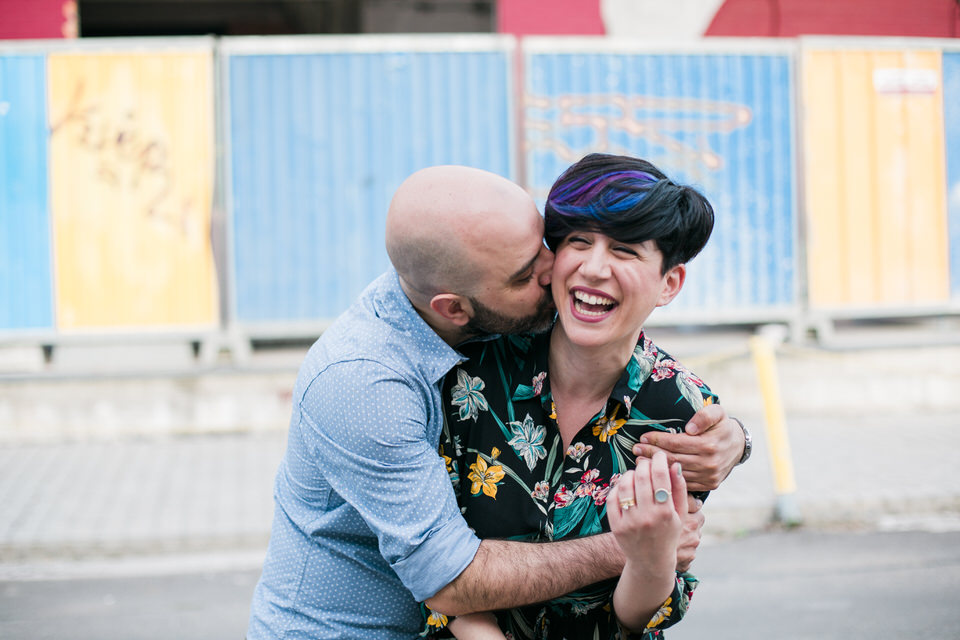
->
xmin=656 ymin=264 xmax=686 ymax=307
xmin=429 ymin=293 xmax=473 ymax=327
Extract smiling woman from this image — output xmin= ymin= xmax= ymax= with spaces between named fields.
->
xmin=421 ymin=154 xmax=737 ymax=640
xmin=553 ymin=233 xmax=683 ymax=353
xmin=544 ymin=155 xmax=713 ymax=362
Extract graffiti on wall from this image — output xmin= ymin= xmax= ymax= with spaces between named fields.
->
xmin=525 ymin=92 xmax=752 ymax=174
xmin=50 ymin=80 xmax=198 ymax=242
xmin=46 ymin=52 xmax=217 ymax=329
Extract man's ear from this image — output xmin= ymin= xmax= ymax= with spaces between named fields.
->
xmin=656 ymin=264 xmax=686 ymax=307
xmin=429 ymin=293 xmax=472 ymax=327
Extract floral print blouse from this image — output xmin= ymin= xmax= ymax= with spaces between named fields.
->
xmin=422 ymin=330 xmax=717 ymax=640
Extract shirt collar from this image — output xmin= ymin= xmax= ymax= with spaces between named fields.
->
xmin=510 ymin=329 xmax=652 ymax=417
xmin=376 ymin=268 xmax=466 ymax=385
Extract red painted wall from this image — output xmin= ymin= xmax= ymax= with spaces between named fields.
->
xmin=497 ymin=0 xmax=605 ymax=36
xmin=497 ymin=0 xmax=960 ymax=37
xmin=0 ymin=0 xmax=77 ymax=39
xmin=705 ymin=0 xmax=960 ymax=37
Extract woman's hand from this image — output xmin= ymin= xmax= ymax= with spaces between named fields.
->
xmin=607 ymin=451 xmax=687 ymax=631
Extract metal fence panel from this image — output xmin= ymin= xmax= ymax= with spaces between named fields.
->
xmin=802 ymin=43 xmax=950 ymax=312
xmin=0 ymin=54 xmax=53 ymax=332
xmin=223 ymin=36 xmax=515 ymax=327
xmin=522 ymin=39 xmax=798 ymax=323
xmin=47 ymin=44 xmax=218 ymax=331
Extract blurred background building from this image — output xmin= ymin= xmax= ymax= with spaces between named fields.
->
xmin=2 ymin=0 xmax=959 ymax=39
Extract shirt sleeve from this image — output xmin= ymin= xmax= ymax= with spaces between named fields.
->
xmin=616 ymin=571 xmax=699 ymax=639
xmin=297 ymin=359 xmax=481 ymax=602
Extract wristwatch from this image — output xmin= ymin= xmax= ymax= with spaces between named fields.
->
xmin=732 ymin=417 xmax=752 ymax=465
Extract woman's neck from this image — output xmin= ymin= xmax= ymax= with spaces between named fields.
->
xmin=548 ymin=324 xmax=641 ymax=411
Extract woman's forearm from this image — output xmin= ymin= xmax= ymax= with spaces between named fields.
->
xmin=611 ymin=562 xmax=677 ymax=632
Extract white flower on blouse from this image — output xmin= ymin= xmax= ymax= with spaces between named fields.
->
xmin=506 ymin=414 xmax=547 ymax=471
xmin=450 ymin=368 xmax=489 ymax=421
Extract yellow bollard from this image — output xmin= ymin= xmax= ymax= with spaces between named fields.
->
xmin=749 ymin=327 xmax=802 ymax=526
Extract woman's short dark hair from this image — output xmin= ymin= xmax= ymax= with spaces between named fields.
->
xmin=543 ymin=153 xmax=715 ymax=273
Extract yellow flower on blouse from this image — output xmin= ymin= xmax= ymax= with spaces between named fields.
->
xmin=468 ymin=452 xmax=505 ymax=498
xmin=592 ymin=406 xmax=626 ymax=442
xmin=645 ymin=597 xmax=673 ymax=629
xmin=426 ymin=609 xmax=448 ymax=629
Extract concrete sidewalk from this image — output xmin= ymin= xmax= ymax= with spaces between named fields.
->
xmin=2 ymin=323 xmax=960 ymax=571
xmin=1 ymin=411 xmax=958 ymax=568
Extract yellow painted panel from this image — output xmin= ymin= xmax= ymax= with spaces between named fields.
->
xmin=48 ymin=52 xmax=217 ymax=329
xmin=804 ymin=49 xmax=949 ymax=309
xmin=901 ymin=52 xmax=950 ymax=303
xmin=803 ymin=51 xmax=846 ymax=305
xmin=838 ymin=52 xmax=876 ymax=304
xmin=872 ymin=51 xmax=911 ymax=304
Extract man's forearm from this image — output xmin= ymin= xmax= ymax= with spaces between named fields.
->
xmin=425 ymin=533 xmax=625 ymax=615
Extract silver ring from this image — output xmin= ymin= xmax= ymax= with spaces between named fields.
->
xmin=653 ymin=488 xmax=670 ymax=504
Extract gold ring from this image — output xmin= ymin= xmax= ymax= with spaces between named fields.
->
xmin=653 ymin=488 xmax=670 ymax=504
xmin=619 ymin=497 xmax=637 ymax=510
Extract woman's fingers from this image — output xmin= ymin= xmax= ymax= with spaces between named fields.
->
xmin=648 ymin=451 xmax=672 ymax=509
xmin=615 ymin=469 xmax=638 ymax=514
xmin=611 ymin=453 xmax=686 ymax=532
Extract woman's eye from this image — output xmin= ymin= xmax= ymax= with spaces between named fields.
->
xmin=614 ymin=246 xmax=638 ymax=257
xmin=568 ymin=236 xmax=589 ymax=245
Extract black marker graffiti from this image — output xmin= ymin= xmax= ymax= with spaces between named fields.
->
xmin=50 ymin=81 xmax=198 ymax=239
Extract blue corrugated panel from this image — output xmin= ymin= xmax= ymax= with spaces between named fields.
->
xmin=944 ymin=52 xmax=960 ymax=300
xmin=227 ymin=45 xmax=514 ymax=325
xmin=523 ymin=49 xmax=797 ymax=321
xmin=0 ymin=55 xmax=52 ymax=332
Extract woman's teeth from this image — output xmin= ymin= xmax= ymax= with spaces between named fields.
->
xmin=573 ymin=291 xmax=615 ymax=316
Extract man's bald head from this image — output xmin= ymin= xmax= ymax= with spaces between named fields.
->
xmin=385 ymin=165 xmax=539 ymax=298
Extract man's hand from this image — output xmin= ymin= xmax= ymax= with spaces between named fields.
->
xmin=632 ymin=404 xmax=745 ymax=492
xmin=676 ymin=494 xmax=704 ymax=572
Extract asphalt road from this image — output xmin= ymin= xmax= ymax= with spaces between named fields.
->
xmin=1 ymin=528 xmax=959 ymax=639
xmin=670 ymin=527 xmax=960 ymax=639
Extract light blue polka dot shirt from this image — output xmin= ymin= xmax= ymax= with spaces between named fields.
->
xmin=247 ymin=269 xmax=481 ymax=639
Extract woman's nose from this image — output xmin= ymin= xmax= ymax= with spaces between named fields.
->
xmin=579 ymin=246 xmax=611 ymax=279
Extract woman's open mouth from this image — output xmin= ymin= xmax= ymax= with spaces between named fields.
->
xmin=571 ymin=289 xmax=617 ymax=321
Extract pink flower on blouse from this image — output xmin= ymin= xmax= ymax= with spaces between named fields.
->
xmin=554 ymin=485 xmax=574 ymax=508
xmin=532 ymin=371 xmax=547 ymax=396
xmin=581 ymin=468 xmax=600 ymax=484
xmin=593 ymin=483 xmax=611 ymax=506
xmin=652 ymin=359 xmax=677 ymax=381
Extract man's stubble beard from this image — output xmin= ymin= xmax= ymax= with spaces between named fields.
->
xmin=463 ymin=290 xmax=556 ymax=338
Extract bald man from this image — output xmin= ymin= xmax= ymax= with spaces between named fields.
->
xmin=247 ymin=166 xmax=745 ymax=639
xmin=384 ymin=165 xmax=557 ymax=340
